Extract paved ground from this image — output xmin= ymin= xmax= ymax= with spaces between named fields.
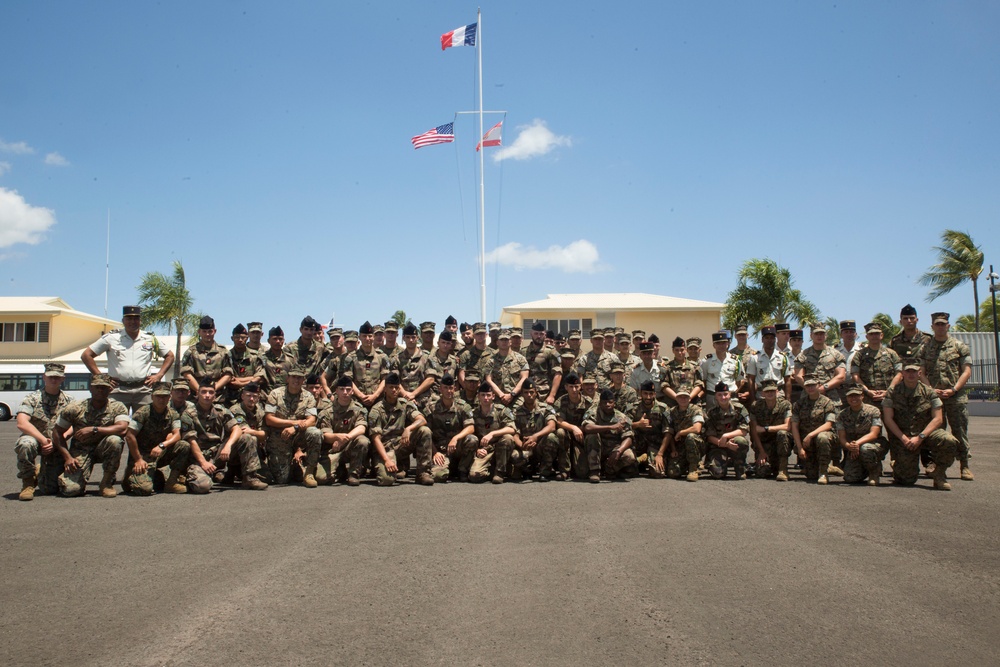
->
xmin=1 ymin=418 xmax=998 ymax=666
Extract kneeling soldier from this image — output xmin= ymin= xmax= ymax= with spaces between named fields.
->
xmin=659 ymin=387 xmax=705 ymax=482
xmin=423 ymin=374 xmax=477 ymax=482
xmin=14 ymin=363 xmax=73 ymax=500
xmin=263 ymin=367 xmax=323 ymax=487
xmin=468 ymin=382 xmax=517 ymax=484
xmin=791 ymin=374 xmax=838 ymax=484
xmin=582 ymin=388 xmax=637 ymax=483
xmin=705 ymin=382 xmax=750 ymax=480
xmin=632 ymin=380 xmax=670 ymax=478
xmin=510 ymin=380 xmax=559 ymax=481
xmin=317 ymin=376 xmax=371 ymax=486
xmin=369 ymin=373 xmax=434 ymax=486
xmin=837 ymin=384 xmax=888 ymax=485
xmin=123 ymin=382 xmax=187 ymax=495
xmin=749 ymin=379 xmax=792 ymax=481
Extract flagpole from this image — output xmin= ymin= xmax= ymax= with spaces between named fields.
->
xmin=477 ymin=7 xmax=487 ymax=324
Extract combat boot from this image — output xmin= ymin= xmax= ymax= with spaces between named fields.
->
xmin=924 ymin=462 xmax=936 ymax=478
xmin=734 ymin=466 xmax=746 ymax=480
xmin=868 ymin=469 xmax=879 ymax=486
xmin=816 ymin=474 xmax=828 ymax=485
xmin=241 ymin=476 xmax=268 ymax=490
xmin=960 ymin=463 xmax=974 ymax=481
xmin=99 ymin=469 xmax=117 ymax=498
xmin=303 ymin=465 xmax=318 ymax=488
xmin=827 ymin=463 xmax=844 ymax=476
xmin=347 ymin=476 xmax=361 ymax=487
xmin=492 ymin=474 xmax=506 ymax=484
xmin=933 ymin=468 xmax=951 ymax=491
xmin=164 ymin=469 xmax=187 ymax=494
xmin=416 ymin=472 xmax=434 ymax=486
xmin=776 ymin=459 xmax=788 ymax=482
xmin=686 ymin=470 xmax=699 ymax=482
xmin=19 ymin=475 xmax=37 ymax=501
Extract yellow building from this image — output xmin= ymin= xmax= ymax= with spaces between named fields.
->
xmin=500 ymin=293 xmax=724 ymax=345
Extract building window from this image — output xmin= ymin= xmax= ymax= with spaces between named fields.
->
xmin=0 ymin=322 xmax=43 ymax=342
xmin=522 ymin=318 xmax=592 ymax=338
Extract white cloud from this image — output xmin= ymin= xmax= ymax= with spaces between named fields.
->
xmin=44 ymin=152 xmax=70 ymax=167
xmin=0 ymin=187 xmax=57 ymax=248
xmin=492 ymin=119 xmax=571 ymax=162
xmin=485 ymin=239 xmax=602 ymax=273
xmin=0 ymin=139 xmax=35 ymax=155
xmin=0 ymin=161 xmax=10 ymax=176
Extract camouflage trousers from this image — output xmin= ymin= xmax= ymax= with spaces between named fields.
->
xmin=14 ymin=435 xmax=62 ymax=495
xmin=511 ymin=432 xmax=560 ymax=478
xmin=634 ymin=436 xmax=666 ymax=478
xmin=375 ymin=426 xmax=432 ymax=486
xmin=667 ymin=433 xmax=705 ymax=478
xmin=468 ymin=434 xmax=514 ymax=482
xmin=431 ymin=434 xmax=478 ymax=482
xmin=707 ymin=436 xmax=750 ymax=479
xmin=842 ymin=437 xmax=888 ymax=484
xmin=123 ymin=442 xmax=192 ymax=496
xmin=264 ymin=427 xmax=323 ymax=485
xmin=58 ymin=435 xmax=124 ymax=497
xmin=316 ymin=435 xmax=370 ymax=484
xmin=553 ymin=428 xmax=587 ymax=479
xmin=754 ymin=431 xmax=791 ymax=478
xmin=890 ymin=429 xmax=957 ymax=486
xmin=583 ymin=434 xmax=637 ymax=477
xmin=799 ymin=431 xmax=837 ymax=480
xmin=942 ymin=396 xmax=970 ymax=463
xmin=187 ymin=435 xmax=262 ymax=494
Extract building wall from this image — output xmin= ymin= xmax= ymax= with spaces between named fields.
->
xmin=502 ymin=309 xmax=721 ymax=349
xmin=0 ymin=313 xmax=115 ymax=361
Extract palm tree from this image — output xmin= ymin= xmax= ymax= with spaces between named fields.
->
xmin=390 ymin=310 xmax=408 ymax=328
xmin=823 ymin=316 xmax=841 ymax=347
xmin=954 ymin=300 xmax=999 ymax=332
xmin=918 ymin=230 xmax=984 ymax=330
xmin=870 ymin=313 xmax=901 ymax=341
xmin=723 ymin=258 xmax=820 ymax=332
xmin=136 ymin=260 xmax=199 ymax=378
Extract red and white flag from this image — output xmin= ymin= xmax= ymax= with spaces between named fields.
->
xmin=476 ymin=121 xmax=503 ymax=152
xmin=441 ymin=23 xmax=477 ymax=50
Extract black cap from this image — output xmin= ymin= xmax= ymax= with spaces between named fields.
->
xmin=640 ymin=380 xmax=655 ymax=392
xmin=359 ymin=321 xmax=374 ymax=334
xmin=460 ymin=322 xmax=471 ymax=332
xmin=839 ymin=320 xmax=857 ymax=331
xmin=714 ymin=381 xmax=729 ymax=393
xmin=639 ymin=342 xmax=655 ymax=352
xmin=761 ymin=326 xmax=776 ymax=336
xmin=385 ymin=372 xmax=400 ymax=385
xmin=440 ymin=374 xmax=456 ymax=387
xmin=599 ymin=389 xmax=615 ymax=402
xmin=647 ymin=334 xmax=660 ymax=344
xmin=564 ymin=373 xmax=581 ymax=385
xmin=522 ymin=379 xmax=535 ymax=391
xmin=478 ymin=381 xmax=493 ymax=394
xmin=900 ymin=304 xmax=917 ymax=317
xmin=232 ymin=323 xmax=247 ymax=335
xmin=790 ymin=329 xmax=804 ymax=340
xmin=306 ymin=374 xmax=321 ymax=385
xmin=269 ymin=326 xmax=284 ymax=338
xmin=335 ymin=375 xmax=353 ymax=388
xmin=672 ymin=336 xmax=685 ymax=348
xmin=122 ymin=305 xmax=141 ymax=316
xmin=402 ymin=324 xmax=419 ymax=336
xmin=300 ymin=316 xmax=319 ymax=330
xmin=243 ymin=382 xmax=260 ymax=393
xmin=199 ymin=316 xmax=215 ymax=330
xmin=439 ymin=331 xmax=454 ymax=342
xmin=531 ymin=322 xmax=546 ymax=332
xmin=198 ymin=376 xmax=215 ymax=388
xmin=445 ymin=315 xmax=458 ymax=325
xmin=774 ymin=323 xmax=790 ymax=332
xmin=711 ymin=331 xmax=730 ymax=343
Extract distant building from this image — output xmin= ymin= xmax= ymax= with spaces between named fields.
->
xmin=500 ymin=293 xmax=724 ymax=345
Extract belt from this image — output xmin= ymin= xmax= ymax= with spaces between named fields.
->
xmin=116 ymin=380 xmax=147 ymax=389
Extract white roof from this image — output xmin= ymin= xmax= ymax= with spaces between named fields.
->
xmin=503 ymin=293 xmax=725 ymax=312
xmin=0 ymin=296 xmax=122 ymax=327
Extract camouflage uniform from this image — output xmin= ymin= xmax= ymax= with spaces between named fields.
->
xmin=180 ymin=341 xmax=232 ymax=388
xmin=511 ymin=400 xmax=559 ymax=478
xmin=185 ymin=401 xmax=263 ymax=493
xmin=224 ymin=347 xmax=265 ymax=406
xmin=369 ymin=397 xmax=432 ymax=486
xmin=230 ymin=399 xmax=267 ymax=468
xmin=631 ymin=398 xmax=670 ymax=478
xmin=882 ymin=382 xmax=957 ymax=485
xmin=316 ymin=399 xmax=370 ymax=483
xmin=836 ymin=403 xmax=887 ymax=483
xmin=609 ymin=383 xmax=639 ymax=417
xmin=917 ymin=336 xmax=972 ymax=464
xmin=428 ymin=349 xmax=461 ymax=398
xmin=851 ymin=345 xmax=901 ymax=404
xmin=282 ymin=339 xmax=327 ymax=380
xmin=523 ymin=340 xmax=563 ymax=400
xmin=341 ymin=347 xmax=391 ymax=396
xmin=794 ymin=347 xmax=847 ymax=405
xmin=14 ymin=388 xmax=73 ymax=495
xmin=263 ymin=387 xmax=322 ymax=484
xmin=573 ymin=350 xmax=615 ymax=389
xmin=705 ymin=401 xmax=750 ymax=479
xmin=397 ymin=348 xmax=441 ymax=410
xmin=260 ymin=347 xmax=291 ymax=391
xmin=487 ymin=350 xmax=529 ymax=396
xmin=791 ymin=394 xmax=838 ymax=480
xmin=582 ymin=403 xmax=636 ymax=478
xmin=55 ymin=398 xmax=131 ymax=497
xmin=459 ymin=345 xmax=496 ymax=383
xmin=123 ymin=404 xmax=186 ymax=495
xmin=749 ymin=397 xmax=791 ymax=478
xmin=888 ymin=329 xmax=929 ymax=361
xmin=554 ymin=393 xmax=593 ymax=478
xmin=468 ymin=403 xmax=516 ymax=482
xmin=423 ymin=397 xmax=476 ymax=482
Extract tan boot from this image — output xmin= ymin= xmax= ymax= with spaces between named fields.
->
xmin=827 ymin=463 xmax=844 ymax=476
xmin=776 ymin=459 xmax=788 ymax=482
xmin=416 ymin=472 xmax=434 ymax=486
xmin=19 ymin=475 xmax=37 ymax=501
xmin=686 ymin=470 xmax=699 ymax=482
xmin=164 ymin=469 xmax=187 ymax=494
xmin=817 ymin=474 xmax=828 ymax=485
xmin=933 ymin=468 xmax=951 ymax=491
xmin=241 ymin=476 xmax=268 ymax=490
xmin=303 ymin=465 xmax=318 ymax=488
xmin=924 ymin=462 xmax=936 ymax=478
xmin=99 ymin=469 xmax=117 ymax=498
xmin=960 ymin=464 xmax=974 ymax=481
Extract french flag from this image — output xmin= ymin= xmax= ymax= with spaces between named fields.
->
xmin=441 ymin=23 xmax=477 ymax=50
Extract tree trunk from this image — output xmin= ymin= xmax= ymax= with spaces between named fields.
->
xmin=973 ymin=278 xmax=981 ymax=331
xmin=173 ymin=319 xmax=183 ymax=379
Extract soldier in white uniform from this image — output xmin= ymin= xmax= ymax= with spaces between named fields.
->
xmin=834 ymin=320 xmax=863 ymax=373
xmin=82 ymin=305 xmax=174 ymax=411
xmin=700 ymin=332 xmax=744 ymax=410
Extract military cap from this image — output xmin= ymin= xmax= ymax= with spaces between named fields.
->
xmin=599 ymin=388 xmax=615 ymax=402
xmin=344 ymin=330 xmax=359 ymax=342
xmin=609 ymin=360 xmax=625 ymax=372
xmin=335 ymin=375 xmax=354 ymax=388
xmin=640 ymin=380 xmax=656 ymax=392
xmin=567 ymin=329 xmax=582 ymax=340
xmin=631 ymin=330 xmax=646 ymax=339
xmin=359 ymin=321 xmax=374 ymax=334
xmin=844 ymin=384 xmax=864 ymax=396
xmin=171 ymin=378 xmax=190 ymax=390
xmin=774 ymin=323 xmax=790 ymax=332
xmin=199 ymin=316 xmax=215 ymax=330
xmin=864 ymin=322 xmax=882 ymax=334
xmin=247 ymin=322 xmax=263 ymax=333
xmin=671 ymin=336 xmax=686 ymax=348
xmin=306 ymin=374 xmax=321 ymax=385
xmin=445 ymin=315 xmax=458 ymax=326
xmin=43 ymin=363 xmax=65 ymax=377
xmin=531 ymin=321 xmax=547 ymax=332
xmin=789 ymin=330 xmax=804 ymax=341
xmin=803 ymin=374 xmax=821 ymax=386
xmin=478 ymin=381 xmax=493 ymax=394
xmin=648 ymin=334 xmax=660 ymax=344
xmin=473 ymin=322 xmax=487 ymax=334
xmin=148 ymin=381 xmax=171 ymax=397
xmin=602 ymin=328 xmax=616 ymax=337
xmin=243 ymin=382 xmax=261 ymax=393
xmin=269 ymin=326 xmax=284 ymax=338
xmin=760 ymin=325 xmax=776 ymax=336
xmin=582 ymin=374 xmax=598 ymax=385
xmin=372 ymin=323 xmax=385 ymax=334
xmin=614 ymin=327 xmax=625 ymax=335
xmin=900 ymin=304 xmax=917 ymax=317
xmin=902 ymin=358 xmax=922 ymax=371
xmin=615 ymin=333 xmax=630 ymax=343
xmin=808 ymin=322 xmax=827 ymax=333
xmin=328 ymin=327 xmax=343 ymax=337
xmin=510 ymin=327 xmax=523 ymax=337
xmin=931 ymin=312 xmax=950 ymax=324
xmin=438 ymin=331 xmax=454 ymax=342
xmin=686 ymin=337 xmax=701 ymax=347
xmin=759 ymin=379 xmax=779 ymax=392
xmin=440 ymin=374 xmax=456 ymax=387
xmin=286 ymin=366 xmax=307 ymax=378
xmin=383 ymin=321 xmax=398 ymax=333
xmin=714 ymin=381 xmax=729 ymax=393
xmin=488 ymin=322 xmax=502 ymax=332
xmin=198 ymin=376 xmax=215 ymax=388
xmin=498 ymin=329 xmax=511 ymax=340
xmin=232 ymin=323 xmax=248 ymax=335
xmin=90 ymin=373 xmax=113 ymax=388
xmin=839 ymin=320 xmax=857 ymax=331
xmin=402 ymin=323 xmax=419 ymax=336
xmin=560 ymin=350 xmax=576 ymax=359
xmin=547 ymin=330 xmax=556 ymax=339
xmin=564 ymin=373 xmax=581 ymax=385
xmin=522 ymin=379 xmax=535 ymax=391
xmin=711 ymin=331 xmax=730 ymax=343
xmin=385 ymin=372 xmax=401 ymax=386
xmin=464 ymin=370 xmax=481 ymax=382
xmin=460 ymin=322 xmax=472 ymax=332
xmin=590 ymin=328 xmax=603 ymax=339
xmin=122 ymin=305 xmax=141 ymax=316
xmin=674 ymin=386 xmax=692 ymax=397
xmin=639 ymin=342 xmax=655 ymax=352
xmin=300 ymin=316 xmax=320 ymax=330
xmin=734 ymin=324 xmax=748 ymax=334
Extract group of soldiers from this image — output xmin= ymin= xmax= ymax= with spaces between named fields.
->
xmin=12 ymin=302 xmax=974 ymax=499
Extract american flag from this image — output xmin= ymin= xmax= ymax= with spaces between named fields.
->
xmin=411 ymin=123 xmax=455 ymax=149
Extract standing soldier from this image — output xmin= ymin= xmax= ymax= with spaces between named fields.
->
xmin=260 ymin=326 xmax=290 ymax=392
xmin=246 ymin=322 xmax=265 ymax=355
xmin=888 ymin=304 xmax=929 ymax=363
xmin=613 ymin=333 xmax=641 ymax=374
xmin=565 ymin=329 xmax=584 ymax=361
xmin=774 ymin=323 xmax=792 ymax=357
xmin=468 ymin=382 xmax=517 ymax=484
xmin=510 ymin=327 xmax=525 ymax=354
xmin=122 ymin=382 xmax=186 ymax=495
xmin=582 ymin=389 xmax=637 ymax=483
xmin=396 ymin=323 xmax=440 ymax=410
xmin=882 ymin=359 xmax=958 ymax=490
xmin=369 ymin=373 xmax=434 ymax=486
xmin=341 ymin=321 xmax=391 ymax=408
xmin=748 ymin=379 xmax=792 ymax=481
xmin=628 ymin=341 xmax=663 ymax=395
xmin=180 ymin=316 xmax=233 ymax=396
xmin=701 ymin=332 xmax=744 ymax=411
xmin=419 ymin=322 xmax=438 ymax=354
xmin=851 ymin=322 xmax=901 ymax=408
xmin=791 ymin=375 xmax=838 ymax=485
xmin=917 ymin=312 xmax=973 ymax=480
xmin=661 ymin=337 xmax=705 ymax=407
xmin=424 ymin=374 xmax=476 ymax=483
xmin=51 ymin=374 xmax=130 ymax=498
xmin=658 ymin=387 xmax=705 ymax=482
xmin=225 ymin=324 xmax=265 ymax=407
xmin=487 ymin=322 xmax=502 ymax=350
xmin=573 ymin=329 xmax=615 ymax=389
xmin=686 ymin=337 xmax=703 ymax=364
xmin=788 ymin=329 xmax=805 ymax=404
xmin=631 ymin=380 xmax=671 ymax=478
xmin=484 ymin=328 xmax=529 ymax=407
xmin=283 ymin=316 xmax=327 ymax=380
xmin=82 ymin=305 xmax=174 ymax=411
xmin=835 ymin=320 xmax=863 ymax=373
xmin=13 ymin=363 xmax=74 ymax=500
xmin=263 ymin=367 xmax=323 ymax=487
xmin=836 ymin=385 xmax=887 ymax=486
xmin=793 ymin=323 xmax=847 ymax=475
xmin=729 ymin=324 xmax=758 ymax=372
xmin=607 ymin=360 xmax=639 ymax=416
xmin=522 ymin=322 xmax=563 ymax=405
xmin=428 ymin=331 xmax=462 ymax=399
xmin=458 ymin=323 xmax=495 ymax=385
xmin=317 ymin=376 xmax=371 ymax=486
xmin=747 ymin=326 xmax=793 ymax=402
xmin=704 ymin=382 xmax=750 ymax=480
xmin=459 ymin=322 xmax=474 ymax=350
xmin=510 ymin=380 xmax=559 ymax=481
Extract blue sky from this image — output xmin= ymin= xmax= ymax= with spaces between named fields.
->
xmin=2 ymin=1 xmax=998 ymax=336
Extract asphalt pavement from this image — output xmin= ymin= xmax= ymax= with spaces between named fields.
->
xmin=1 ymin=418 xmax=998 ymax=666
